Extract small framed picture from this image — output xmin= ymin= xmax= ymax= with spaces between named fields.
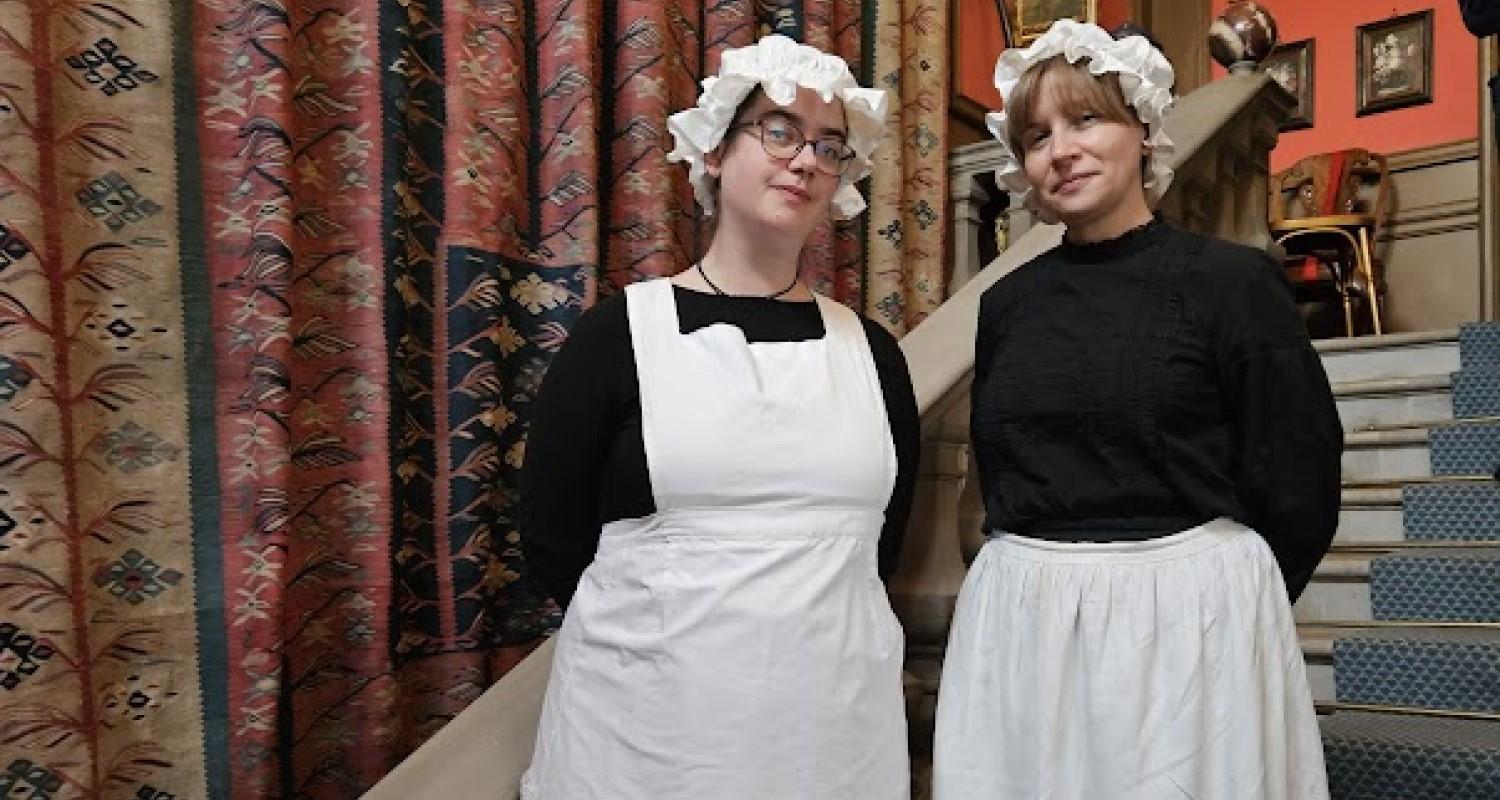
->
xmin=1355 ymin=10 xmax=1434 ymax=116
xmin=1262 ymin=39 xmax=1315 ymax=131
xmin=1012 ymin=0 xmax=1098 ymax=46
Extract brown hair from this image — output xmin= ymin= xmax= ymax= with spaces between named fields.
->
xmin=704 ymin=90 xmax=765 ymax=218
xmin=1003 ymin=55 xmax=1142 ymax=158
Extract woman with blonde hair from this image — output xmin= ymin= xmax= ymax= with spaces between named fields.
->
xmin=519 ymin=35 xmax=917 ymax=800
xmin=934 ymin=21 xmax=1340 ymax=800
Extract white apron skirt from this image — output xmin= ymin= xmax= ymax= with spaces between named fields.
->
xmin=521 ymin=279 xmax=909 ymax=799
xmin=933 ymin=517 xmax=1329 ymax=800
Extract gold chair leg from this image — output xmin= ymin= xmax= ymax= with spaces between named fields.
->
xmin=1340 ymin=286 xmax=1355 ymax=337
xmin=1357 ymin=226 xmax=1382 ymax=335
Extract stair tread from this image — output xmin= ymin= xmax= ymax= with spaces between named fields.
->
xmin=1315 ymin=552 xmax=1374 ymax=578
xmin=1321 ymin=710 xmax=1500 ymax=749
xmin=1313 ymin=547 xmax=1500 ymax=578
xmin=1335 ymin=627 xmax=1500 ymax=646
xmin=1342 ymin=418 xmax=1500 ymax=440
xmin=1353 ymin=417 xmax=1469 ymax=436
xmin=1378 ymin=547 xmax=1500 ymax=561
xmin=1301 ymin=624 xmax=1500 ymax=654
xmin=1334 ymin=373 xmax=1451 ymax=398
xmin=1342 ymin=487 xmax=1403 ymax=506
xmin=1433 ymin=418 xmax=1500 ymax=431
xmin=1345 ymin=476 xmax=1491 ymax=490
xmin=1315 ymin=330 xmax=1459 ymax=353
xmin=1334 ymin=540 xmax=1500 ymax=548
xmin=1346 ymin=427 xmax=1430 ymax=446
xmin=1301 ymin=628 xmax=1339 ymax=657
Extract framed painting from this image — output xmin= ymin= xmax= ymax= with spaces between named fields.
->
xmin=1262 ymin=38 xmax=1315 ymax=130
xmin=1355 ymin=10 xmax=1433 ymax=116
xmin=1013 ymin=0 xmax=1099 ymax=46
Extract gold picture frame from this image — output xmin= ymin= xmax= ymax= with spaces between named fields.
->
xmin=1012 ymin=0 xmax=1099 ymax=45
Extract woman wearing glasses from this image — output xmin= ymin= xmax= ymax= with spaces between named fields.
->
xmin=519 ymin=36 xmax=916 ymax=799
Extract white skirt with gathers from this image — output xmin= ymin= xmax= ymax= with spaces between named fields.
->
xmin=933 ymin=518 xmax=1330 ymax=800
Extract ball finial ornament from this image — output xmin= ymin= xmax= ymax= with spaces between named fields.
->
xmin=1208 ymin=1 xmax=1280 ymax=74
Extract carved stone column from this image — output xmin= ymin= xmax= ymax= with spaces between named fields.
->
xmin=948 ymin=143 xmax=1008 ymax=295
xmin=1005 ymin=206 xmax=1036 ymax=247
xmin=950 ymin=173 xmax=989 ymax=294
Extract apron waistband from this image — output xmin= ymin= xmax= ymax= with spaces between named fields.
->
xmin=597 ymin=505 xmax=885 ymax=553
xmin=985 ymin=517 xmax=1256 ymax=564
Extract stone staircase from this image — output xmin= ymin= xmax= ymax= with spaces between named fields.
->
xmin=1298 ymin=324 xmax=1500 ymax=798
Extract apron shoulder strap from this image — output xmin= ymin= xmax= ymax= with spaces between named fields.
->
xmin=624 ymin=278 xmax=679 ymax=360
xmin=813 ymin=292 xmax=863 ymax=343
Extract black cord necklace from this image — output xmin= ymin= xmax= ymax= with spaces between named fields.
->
xmin=696 ymin=261 xmax=800 ymax=300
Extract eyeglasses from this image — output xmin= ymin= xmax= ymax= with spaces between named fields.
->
xmin=729 ymin=115 xmax=856 ymax=177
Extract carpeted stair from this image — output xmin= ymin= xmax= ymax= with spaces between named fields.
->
xmin=1321 ymin=711 xmax=1500 ymax=799
xmin=1333 ymin=629 xmax=1500 ymax=713
xmin=1306 ymin=323 xmax=1500 ymax=798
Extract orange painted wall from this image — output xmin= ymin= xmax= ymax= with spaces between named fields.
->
xmin=956 ymin=0 xmax=1006 ymax=109
xmin=1209 ymin=1 xmax=1479 ymax=173
xmin=957 ymin=0 xmax=1136 ymax=111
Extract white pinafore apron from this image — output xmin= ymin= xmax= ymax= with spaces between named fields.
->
xmin=521 ymin=278 xmax=909 ymax=799
xmin=933 ymin=518 xmax=1330 ymax=800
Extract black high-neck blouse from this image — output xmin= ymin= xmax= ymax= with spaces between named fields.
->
xmin=971 ymin=217 xmax=1343 ymax=599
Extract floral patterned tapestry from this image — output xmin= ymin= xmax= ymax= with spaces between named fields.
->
xmin=0 ymin=0 xmax=946 ymax=796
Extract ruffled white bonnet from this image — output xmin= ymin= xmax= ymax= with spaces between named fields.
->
xmin=985 ymin=19 xmax=1176 ymax=222
xmin=666 ymin=35 xmax=888 ymax=220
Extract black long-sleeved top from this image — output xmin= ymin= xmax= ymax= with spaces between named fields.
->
xmin=520 ymin=285 xmax=920 ymax=609
xmin=971 ymin=217 xmax=1343 ymax=600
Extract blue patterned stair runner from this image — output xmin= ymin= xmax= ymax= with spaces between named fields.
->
xmin=1323 ymin=324 xmax=1500 ymax=800
xmin=1453 ymin=324 xmax=1500 ymax=417
xmin=1459 ymin=322 xmax=1500 ymax=369
xmin=1429 ymin=422 xmax=1500 ymax=476
xmin=1334 ymin=629 xmax=1500 ymax=713
xmin=1402 ymin=483 xmax=1500 ymax=540
xmin=1450 ymin=367 xmax=1500 ymax=419
xmin=1369 ymin=550 xmax=1500 ymax=622
xmin=1322 ymin=712 xmax=1500 ymax=800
